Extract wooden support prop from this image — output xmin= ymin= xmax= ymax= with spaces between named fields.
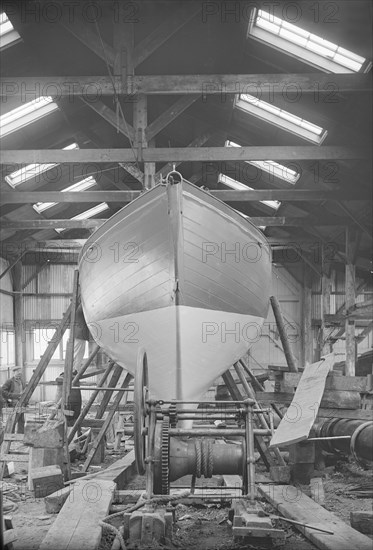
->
xmin=270 ymin=296 xmax=298 ymax=372
xmin=67 ymin=361 xmax=115 ymax=444
xmin=234 ymin=362 xmax=286 ymax=467
xmin=0 ymin=305 xmax=72 ymax=479
xmin=39 ymin=480 xmax=115 ymax=550
xmin=258 ymin=484 xmax=372 ymax=550
xmin=73 ymin=344 xmax=100 ymax=381
xmin=82 ymin=374 xmax=132 ymax=471
xmin=95 ymin=364 xmax=123 ymax=420
xmin=222 ymin=370 xmax=273 ymax=470
xmin=62 ymin=270 xmax=79 ymax=413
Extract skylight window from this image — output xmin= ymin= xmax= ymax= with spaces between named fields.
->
xmin=73 ymin=203 xmax=109 ymax=220
xmin=226 ymin=140 xmax=300 ymax=184
xmin=235 ymin=94 xmax=327 ymax=144
xmin=0 ymin=96 xmax=58 ymax=138
xmin=32 ymin=175 xmax=97 ymax=214
xmin=53 ymin=202 xmax=109 ymax=234
xmin=0 ymin=12 xmax=21 ymax=50
xmin=219 ymin=174 xmax=281 ymax=211
xmin=249 ymin=9 xmax=371 ymax=73
xmin=5 ymin=142 xmax=79 ymax=188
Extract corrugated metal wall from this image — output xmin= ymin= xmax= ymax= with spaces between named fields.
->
xmin=249 ymin=265 xmax=302 ymax=370
xmin=0 ymin=257 xmax=14 ymax=325
xmin=23 ymin=264 xmax=75 ymax=322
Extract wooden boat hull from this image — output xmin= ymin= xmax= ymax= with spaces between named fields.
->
xmin=79 ymin=179 xmax=271 ymax=401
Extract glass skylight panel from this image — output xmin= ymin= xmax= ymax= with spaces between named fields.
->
xmin=32 ymin=174 xmax=97 ymax=213
xmin=73 ymin=203 xmax=109 ymax=220
xmin=236 ymin=94 xmax=327 ymax=144
xmin=0 ymin=12 xmax=21 ymax=49
xmin=226 ymin=140 xmax=300 ymax=184
xmin=5 ymin=142 xmax=79 ymax=188
xmin=33 ymin=201 xmax=56 ymax=214
xmin=0 ymin=97 xmax=58 ymax=138
xmin=219 ymin=174 xmax=281 ymax=210
xmin=250 ymin=9 xmax=371 ymax=73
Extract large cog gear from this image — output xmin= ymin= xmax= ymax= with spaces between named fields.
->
xmin=161 ymin=417 xmax=170 ymax=494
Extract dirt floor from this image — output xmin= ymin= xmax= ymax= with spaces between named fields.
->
xmin=2 ymin=453 xmax=372 ymax=550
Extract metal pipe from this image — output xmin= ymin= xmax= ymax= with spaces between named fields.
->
xmin=314 ymin=418 xmax=373 ymax=464
xmin=71 ymin=386 xmax=130 ymax=391
xmin=168 ymin=428 xmax=271 ymax=436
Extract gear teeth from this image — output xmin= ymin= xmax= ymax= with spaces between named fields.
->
xmin=161 ymin=417 xmax=170 ymax=494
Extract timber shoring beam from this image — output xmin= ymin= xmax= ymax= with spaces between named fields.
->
xmin=270 ymin=296 xmax=299 ymax=372
xmin=82 ymin=373 xmax=132 ymax=471
xmin=0 ymin=305 xmax=72 ymax=479
xmin=67 ymin=361 xmax=115 ymax=444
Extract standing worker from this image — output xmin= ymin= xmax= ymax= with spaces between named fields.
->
xmin=1 ymin=366 xmax=25 ymax=433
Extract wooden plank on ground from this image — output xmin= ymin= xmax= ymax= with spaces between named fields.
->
xmin=258 ymin=484 xmax=372 ymax=550
xmin=269 ymin=355 xmax=334 ymax=448
xmin=39 ymin=479 xmax=115 ymax=550
xmin=67 ymin=450 xmax=136 ymax=490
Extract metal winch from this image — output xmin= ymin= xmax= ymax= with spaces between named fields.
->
xmin=124 ymin=349 xmax=285 ymax=546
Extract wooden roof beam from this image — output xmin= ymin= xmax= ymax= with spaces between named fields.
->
xmin=2 ymin=189 xmax=371 ymax=205
xmin=0 ymin=216 xmax=356 ymax=230
xmin=2 ymin=74 xmax=371 ymax=98
xmin=146 ymin=95 xmax=201 ymax=141
xmin=80 ymin=98 xmax=135 ymax=141
xmin=59 ymin=19 xmax=115 ymax=66
xmin=1 ymin=146 xmax=369 ymax=164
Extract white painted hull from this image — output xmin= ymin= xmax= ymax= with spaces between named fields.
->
xmin=79 ymin=179 xmax=272 ymax=402
xmin=88 ymin=306 xmax=265 ymax=401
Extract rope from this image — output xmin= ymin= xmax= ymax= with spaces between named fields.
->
xmin=94 ymin=20 xmax=141 ymax=172
xmin=194 ymin=439 xmax=202 ymax=478
xmin=100 ymin=490 xmax=190 ymax=548
xmin=102 ymin=489 xmax=191 ymax=522
xmin=99 ymin=520 xmax=126 ymax=550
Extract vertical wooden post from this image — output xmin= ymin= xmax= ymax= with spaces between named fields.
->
xmin=145 ymin=137 xmax=156 ymax=189
xmin=321 ymin=246 xmax=333 ymax=357
xmin=133 ymin=94 xmax=155 ymax=189
xmin=61 ymin=270 xmax=79 ymax=412
xmin=302 ymin=264 xmax=313 ymax=367
xmin=345 ymin=227 xmax=356 ymax=375
xmin=13 ymin=260 xmax=24 ymax=369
